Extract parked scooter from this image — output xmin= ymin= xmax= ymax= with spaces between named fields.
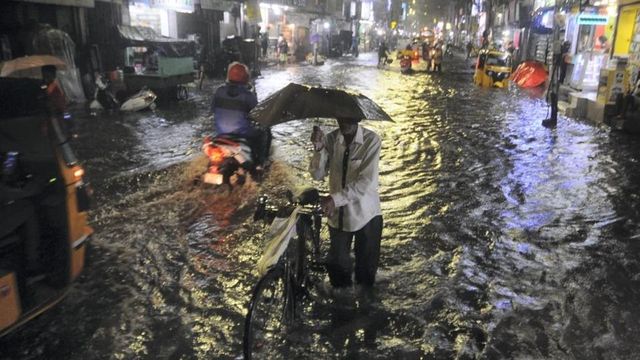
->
xmin=89 ymin=74 xmax=157 ymax=112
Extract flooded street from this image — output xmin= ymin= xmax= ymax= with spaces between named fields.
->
xmin=3 ymin=52 xmax=640 ymax=359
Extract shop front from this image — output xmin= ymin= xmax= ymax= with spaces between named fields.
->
xmin=564 ymin=4 xmax=617 ymax=92
xmin=613 ymin=0 xmax=640 ymax=89
xmin=258 ymin=2 xmax=317 ymax=61
xmin=128 ymin=0 xmax=195 ymax=38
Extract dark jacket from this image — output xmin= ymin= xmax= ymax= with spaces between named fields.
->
xmin=211 ymin=83 xmax=258 ymax=136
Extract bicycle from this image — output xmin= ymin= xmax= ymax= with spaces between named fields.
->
xmin=243 ymin=188 xmax=324 ymax=360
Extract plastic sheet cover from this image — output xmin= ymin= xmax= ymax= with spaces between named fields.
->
xmin=116 ymin=25 xmax=195 ymax=58
xmin=32 ymin=25 xmax=86 ymax=102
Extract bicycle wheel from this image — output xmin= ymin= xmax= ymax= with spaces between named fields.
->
xmin=243 ymin=267 xmax=292 ymax=360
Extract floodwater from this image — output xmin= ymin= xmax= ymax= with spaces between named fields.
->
xmin=3 ymin=52 xmax=640 ymax=360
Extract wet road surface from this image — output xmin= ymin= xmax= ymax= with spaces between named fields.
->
xmin=3 ymin=52 xmax=640 ymax=359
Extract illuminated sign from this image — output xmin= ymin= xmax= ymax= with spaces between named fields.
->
xmin=577 ymin=13 xmax=609 ymax=25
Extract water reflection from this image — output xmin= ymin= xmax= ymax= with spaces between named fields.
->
xmin=3 ymin=53 xmax=640 ymax=359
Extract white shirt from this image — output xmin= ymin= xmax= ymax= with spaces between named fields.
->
xmin=309 ymin=125 xmax=382 ymax=232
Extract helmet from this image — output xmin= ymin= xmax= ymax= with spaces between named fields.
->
xmin=226 ymin=62 xmax=250 ymax=84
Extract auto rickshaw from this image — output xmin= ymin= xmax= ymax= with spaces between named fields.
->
xmin=0 ymin=78 xmax=93 ymax=337
xmin=473 ymin=49 xmax=512 ymax=88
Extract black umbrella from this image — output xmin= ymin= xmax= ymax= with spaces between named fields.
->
xmin=250 ymin=83 xmax=393 ymax=127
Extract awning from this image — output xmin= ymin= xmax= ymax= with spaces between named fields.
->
xmin=116 ymin=25 xmax=195 ymax=57
xmin=199 ymin=0 xmax=235 ymax=11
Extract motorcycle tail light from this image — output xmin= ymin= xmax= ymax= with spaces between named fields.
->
xmin=73 ymin=167 xmax=85 ymax=180
xmin=206 ymin=146 xmax=225 ymax=164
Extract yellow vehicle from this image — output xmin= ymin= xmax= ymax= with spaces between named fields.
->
xmin=0 ymin=78 xmax=93 ymax=336
xmin=473 ymin=49 xmax=513 ymax=88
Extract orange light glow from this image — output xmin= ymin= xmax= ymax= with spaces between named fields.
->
xmin=206 ymin=146 xmax=225 ymax=164
xmin=74 ymin=168 xmax=85 ymax=178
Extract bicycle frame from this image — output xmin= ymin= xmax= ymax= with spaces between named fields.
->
xmin=244 ymin=189 xmax=323 ymax=359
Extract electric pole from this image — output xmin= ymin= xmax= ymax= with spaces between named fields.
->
xmin=542 ymin=0 xmax=562 ymax=128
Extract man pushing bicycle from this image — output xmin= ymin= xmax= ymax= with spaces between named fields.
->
xmin=309 ymin=117 xmax=383 ymax=289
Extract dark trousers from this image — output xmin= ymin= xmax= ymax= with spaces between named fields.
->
xmin=246 ymin=126 xmax=271 ymax=165
xmin=327 ymin=215 xmax=383 ymax=287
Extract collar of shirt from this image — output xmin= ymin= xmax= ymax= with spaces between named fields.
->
xmin=336 ymin=124 xmax=364 ymax=146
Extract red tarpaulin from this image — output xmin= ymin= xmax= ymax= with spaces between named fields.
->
xmin=512 ymin=61 xmax=548 ymax=88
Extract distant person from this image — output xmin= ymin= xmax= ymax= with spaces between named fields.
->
xmin=351 ymin=36 xmax=360 ymax=57
xmin=231 ymin=3 xmax=241 ymax=35
xmin=430 ymin=44 xmax=443 ymax=72
xmin=278 ymin=38 xmax=289 ymax=65
xmin=253 ymin=26 xmax=261 ymax=57
xmin=377 ymin=41 xmax=389 ymax=67
xmin=466 ymin=40 xmax=474 ymax=59
xmin=275 ymin=34 xmax=283 ymax=57
xmin=41 ymin=65 xmax=65 ymax=116
xmin=143 ymin=46 xmax=159 ymax=72
xmin=261 ymin=31 xmax=269 ymax=58
xmin=597 ymin=35 xmax=610 ymax=53
xmin=559 ymin=41 xmax=571 ymax=84
xmin=481 ymin=29 xmax=490 ymax=49
xmin=309 ymin=118 xmax=383 ymax=290
xmin=422 ymin=41 xmax=432 ymax=63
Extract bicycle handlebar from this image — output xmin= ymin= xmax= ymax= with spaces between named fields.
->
xmin=254 ymin=187 xmax=326 ymax=223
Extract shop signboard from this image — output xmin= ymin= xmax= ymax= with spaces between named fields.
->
xmin=246 ymin=0 xmax=261 ymax=24
xmin=577 ymin=13 xmax=608 ymax=25
xmin=132 ymin=0 xmax=194 ymax=12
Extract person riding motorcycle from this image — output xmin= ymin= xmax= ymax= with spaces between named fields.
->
xmin=211 ymin=62 xmax=269 ymax=165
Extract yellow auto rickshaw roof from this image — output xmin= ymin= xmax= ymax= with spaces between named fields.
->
xmin=480 ymin=49 xmax=511 ymax=58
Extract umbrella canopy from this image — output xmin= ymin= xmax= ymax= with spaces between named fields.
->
xmin=0 ymin=55 xmax=67 ymax=78
xmin=250 ymin=83 xmax=393 ymax=127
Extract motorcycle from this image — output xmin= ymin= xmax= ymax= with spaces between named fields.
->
xmin=399 ymin=55 xmax=413 ymax=74
xmin=89 ymin=74 xmax=157 ymax=112
xmin=201 ymin=130 xmax=271 ymax=186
